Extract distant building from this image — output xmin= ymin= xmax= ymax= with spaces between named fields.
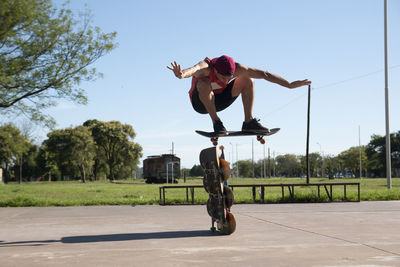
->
xmin=143 ymin=154 xmax=180 ymax=183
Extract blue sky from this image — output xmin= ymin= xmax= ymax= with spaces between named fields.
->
xmin=28 ymin=0 xmax=400 ymax=168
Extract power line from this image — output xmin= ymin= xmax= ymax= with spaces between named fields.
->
xmin=313 ymin=64 xmax=400 ymax=92
xmin=264 ymin=64 xmax=400 ymax=117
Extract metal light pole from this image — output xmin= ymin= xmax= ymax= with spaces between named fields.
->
xmin=306 ymin=85 xmax=311 ymax=184
xmin=236 ymin=144 xmax=239 ymax=178
xmin=384 ymin=0 xmax=392 ymax=188
xmin=166 ymin=162 xmax=168 ymax=184
xmin=263 ymin=145 xmax=266 ymax=178
xmin=268 ymin=148 xmax=271 ymax=178
xmin=317 ymin=142 xmax=324 ymax=177
xmin=252 ymin=139 xmax=254 ymax=177
xmin=359 ymin=125 xmax=362 ymax=178
xmin=273 ymin=151 xmax=276 ymax=177
xmin=230 ymin=142 xmax=234 ymax=178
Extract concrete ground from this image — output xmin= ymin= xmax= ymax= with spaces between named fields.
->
xmin=1 ymin=201 xmax=400 ymax=267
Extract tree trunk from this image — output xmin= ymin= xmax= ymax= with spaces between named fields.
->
xmin=109 ymin=160 xmax=115 ymax=182
xmin=18 ymin=155 xmax=23 ymax=184
xmin=81 ymin=164 xmax=86 ymax=183
xmin=93 ymin=163 xmax=97 ymax=181
xmin=4 ymin=163 xmax=9 ymax=184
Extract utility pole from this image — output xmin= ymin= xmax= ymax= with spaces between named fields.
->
xmin=263 ymin=145 xmax=266 ymax=178
xmin=230 ymin=143 xmax=234 ymax=178
xmin=236 ymin=144 xmax=239 ymax=178
xmin=384 ymin=0 xmax=392 ymax=188
xmin=306 ymin=85 xmax=311 ymax=184
xmin=359 ymin=125 xmax=362 ymax=178
xmin=268 ymin=147 xmax=271 ymax=178
xmin=252 ymin=139 xmax=254 ymax=177
xmin=273 ymin=151 xmax=276 ymax=177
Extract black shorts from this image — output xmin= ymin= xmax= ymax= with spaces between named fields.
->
xmin=191 ymin=79 xmax=238 ymax=114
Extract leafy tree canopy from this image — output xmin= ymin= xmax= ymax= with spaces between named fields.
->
xmin=0 ymin=0 xmax=117 ymax=127
xmin=43 ymin=126 xmax=96 ymax=182
xmin=84 ymin=120 xmax=143 ymax=180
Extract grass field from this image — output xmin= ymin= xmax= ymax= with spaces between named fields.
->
xmin=0 ymin=177 xmax=399 ymax=207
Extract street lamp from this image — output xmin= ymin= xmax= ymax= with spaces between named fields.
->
xmin=230 ymin=142 xmax=234 ymax=178
xmin=317 ymin=142 xmax=324 ymax=177
xmin=236 ymin=144 xmax=239 ymax=178
xmin=384 ymin=0 xmax=392 ymax=188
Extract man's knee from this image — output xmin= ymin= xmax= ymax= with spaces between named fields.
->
xmin=196 ymin=79 xmax=212 ymax=96
xmin=232 ymin=76 xmax=253 ymax=96
xmin=239 ymin=76 xmax=254 ymax=88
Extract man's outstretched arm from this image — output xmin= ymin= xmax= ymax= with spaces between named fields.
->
xmin=264 ymin=71 xmax=311 ymax=89
xmin=235 ymin=63 xmax=311 ymax=89
xmin=167 ymin=60 xmax=208 ymax=79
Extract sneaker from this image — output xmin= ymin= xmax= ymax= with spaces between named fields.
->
xmin=213 ymin=119 xmax=227 ymax=134
xmin=242 ymin=118 xmax=270 ymax=133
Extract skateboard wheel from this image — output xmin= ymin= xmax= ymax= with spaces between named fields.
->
xmin=220 ymin=212 xmax=236 ymax=235
xmin=211 ymin=137 xmax=218 ymax=146
xmin=257 ymin=136 xmax=266 ymax=144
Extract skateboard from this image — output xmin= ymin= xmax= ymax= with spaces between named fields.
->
xmin=199 ymin=146 xmax=236 ymax=235
xmin=196 ymin=128 xmax=280 ymax=146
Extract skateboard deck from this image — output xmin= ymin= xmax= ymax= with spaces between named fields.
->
xmin=200 ymin=146 xmax=236 ymax=235
xmin=196 ymin=128 xmax=280 ymax=146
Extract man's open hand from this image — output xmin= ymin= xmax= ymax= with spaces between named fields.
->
xmin=167 ymin=61 xmax=183 ymax=79
xmin=289 ymin=79 xmax=312 ymax=89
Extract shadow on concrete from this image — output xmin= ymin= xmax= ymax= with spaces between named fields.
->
xmin=0 ymin=230 xmax=215 ymax=247
xmin=0 ymin=239 xmax=58 ymax=247
xmin=61 ymin=230 xmax=215 ymax=243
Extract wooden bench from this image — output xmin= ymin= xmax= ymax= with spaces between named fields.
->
xmin=159 ymin=182 xmax=360 ymax=205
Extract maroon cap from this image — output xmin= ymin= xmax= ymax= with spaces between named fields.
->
xmin=211 ymin=55 xmax=236 ymax=76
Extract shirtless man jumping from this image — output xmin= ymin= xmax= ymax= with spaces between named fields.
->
xmin=168 ymin=55 xmax=311 ymax=134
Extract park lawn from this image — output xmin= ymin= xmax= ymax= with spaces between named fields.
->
xmin=0 ymin=180 xmax=160 ymax=207
xmin=0 ymin=178 xmax=399 ymax=207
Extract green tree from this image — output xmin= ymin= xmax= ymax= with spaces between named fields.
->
xmin=275 ymin=154 xmax=301 ymax=177
xmin=234 ymin=160 xmax=252 ymax=178
xmin=254 ymin=160 xmax=264 ymax=178
xmin=0 ymin=123 xmax=30 ymax=183
xmin=69 ymin=126 xmax=96 ymax=182
xmin=36 ymin=144 xmax=60 ymax=181
xmin=14 ymin=142 xmax=39 ymax=181
xmin=85 ymin=120 xmax=143 ymax=181
xmin=82 ymin=119 xmax=107 ymax=180
xmin=43 ymin=126 xmax=96 ymax=182
xmin=0 ymin=0 xmax=117 ymax=126
xmin=323 ymin=155 xmax=341 ymax=178
xmin=189 ymin=164 xmax=204 ymax=177
xmin=299 ymin=153 xmax=322 ymax=177
xmin=338 ymin=147 xmax=367 ymax=178
xmin=366 ymin=131 xmax=400 ymax=177
xmin=392 ymin=132 xmax=400 ymax=173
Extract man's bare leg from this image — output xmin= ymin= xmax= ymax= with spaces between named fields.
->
xmin=232 ymin=76 xmax=269 ymax=132
xmin=232 ymin=76 xmax=254 ymax=123
xmin=197 ymin=79 xmax=220 ymax=123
